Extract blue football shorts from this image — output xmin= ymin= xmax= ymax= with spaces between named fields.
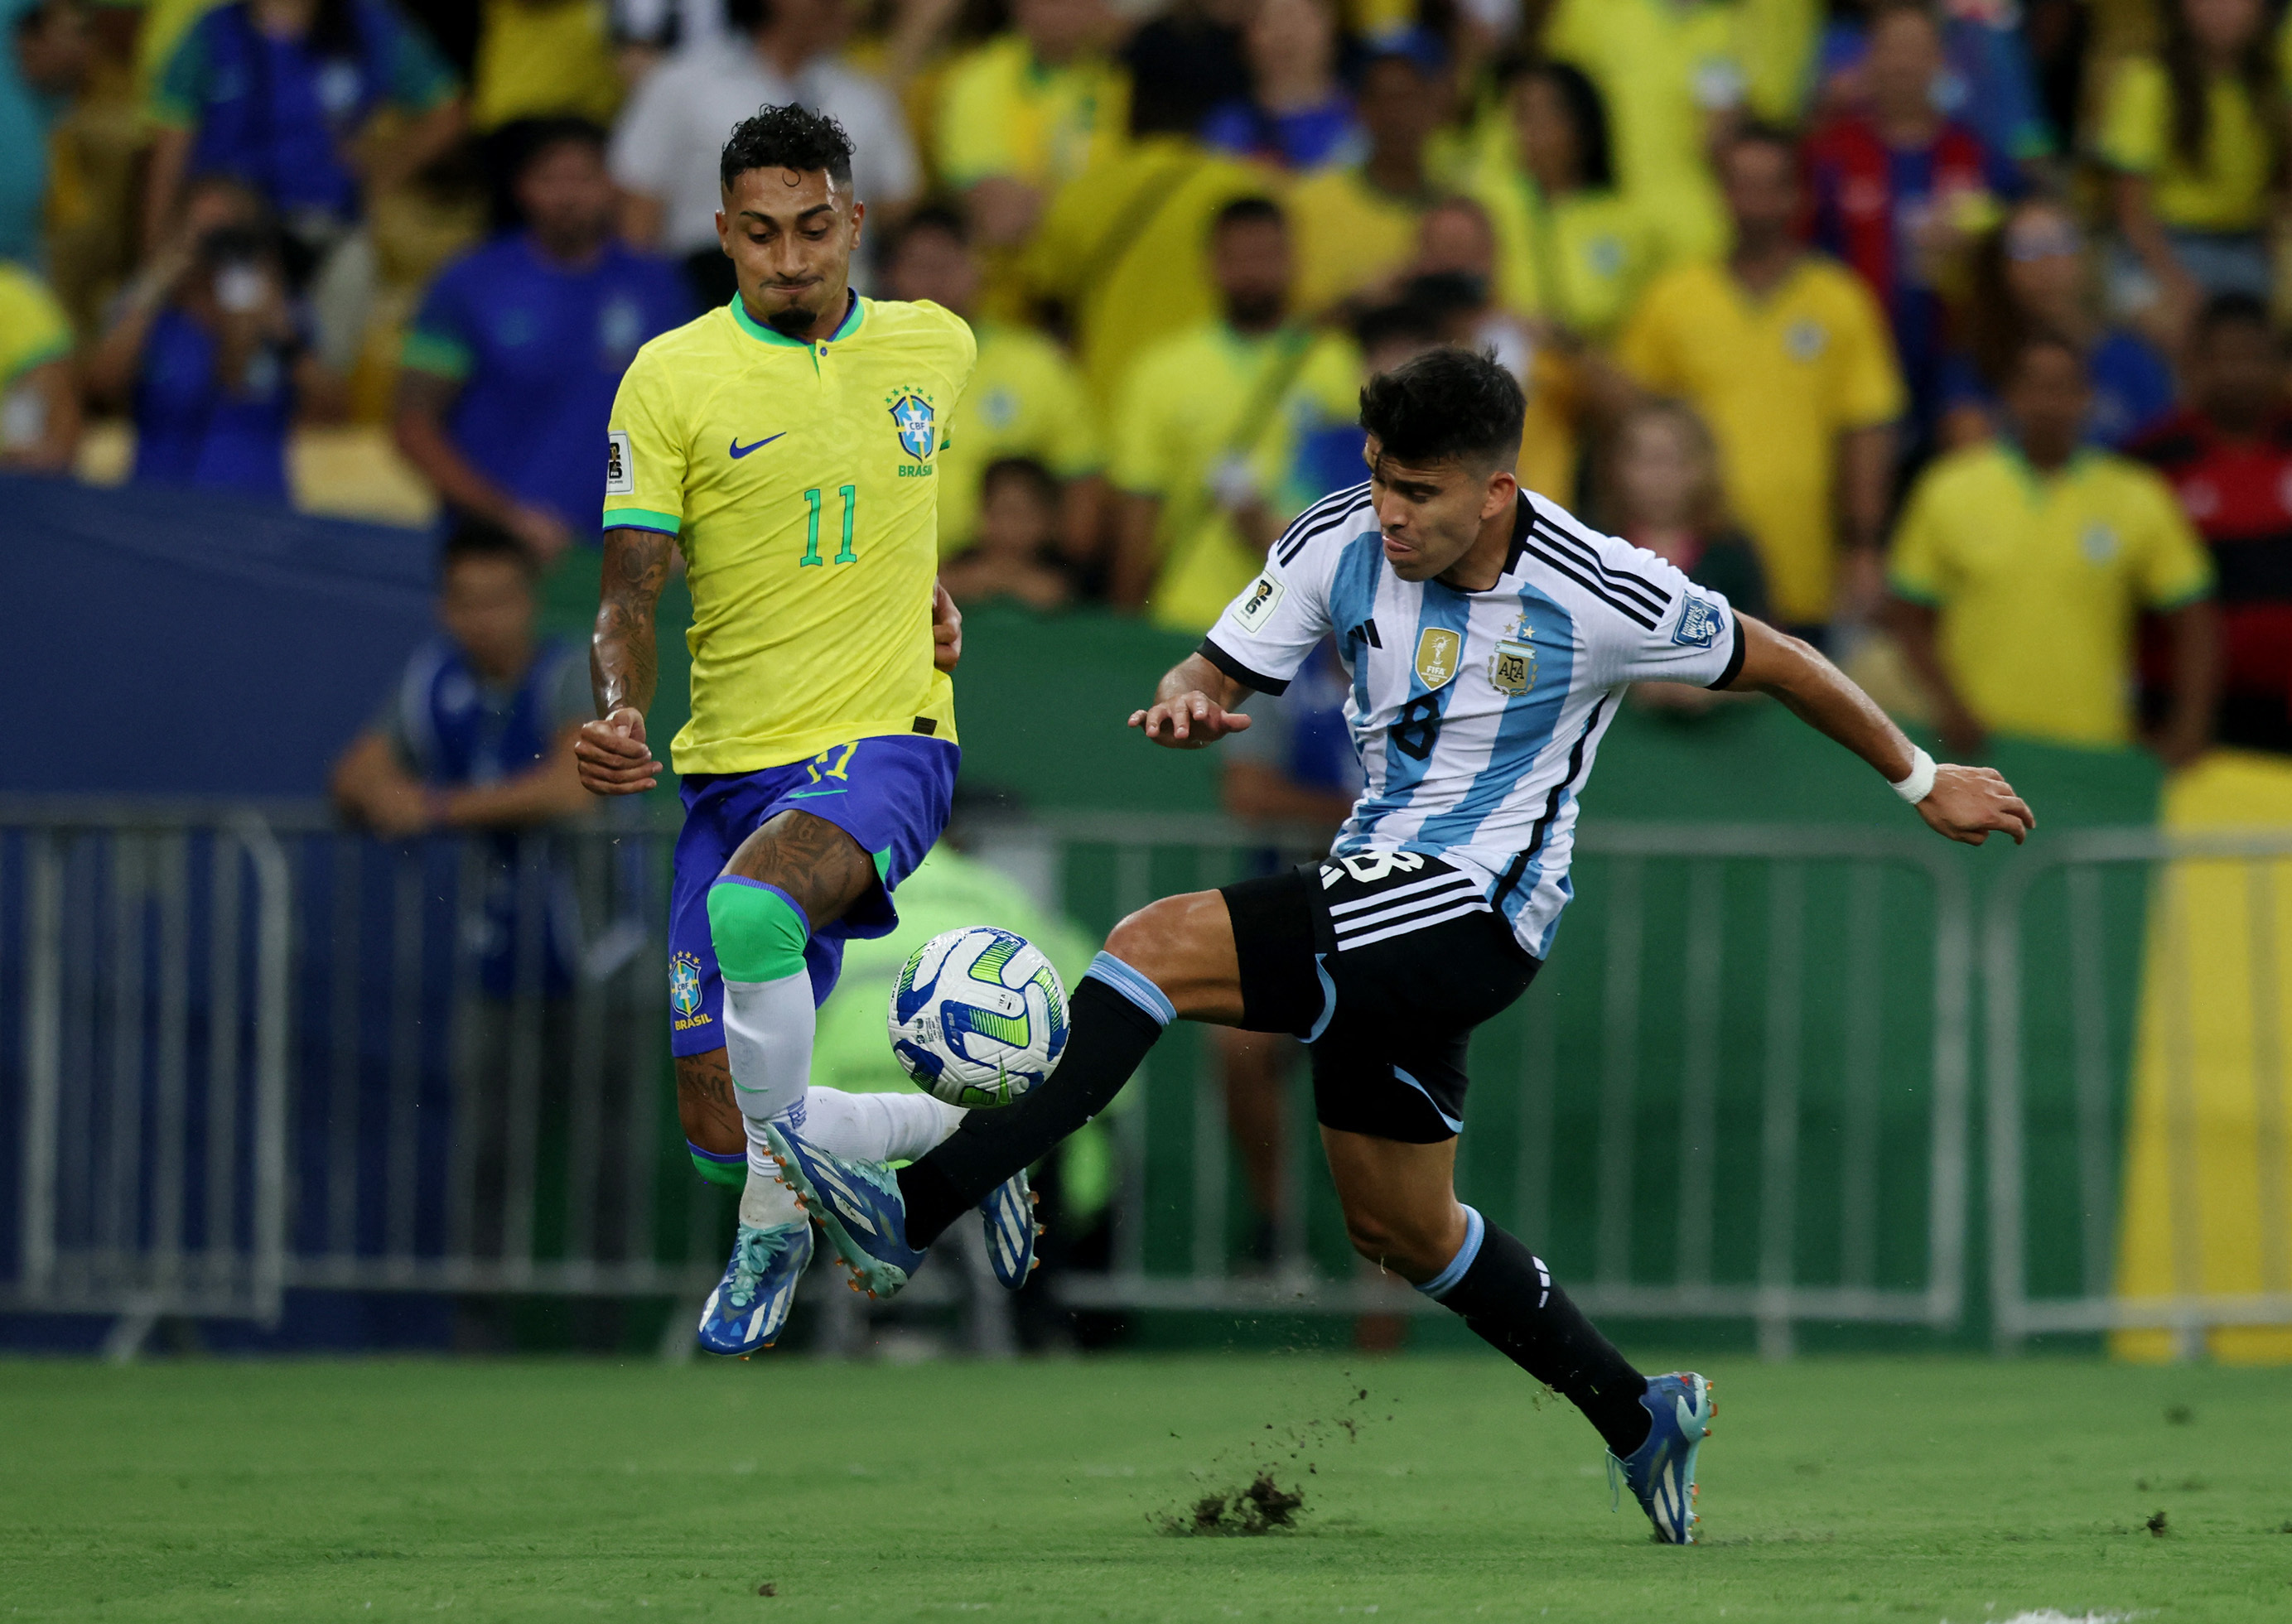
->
xmin=665 ymin=733 xmax=958 ymax=1057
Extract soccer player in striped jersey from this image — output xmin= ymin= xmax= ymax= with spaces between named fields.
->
xmin=769 ymin=348 xmax=2034 ymax=1541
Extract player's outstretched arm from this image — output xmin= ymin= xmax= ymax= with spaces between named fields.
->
xmin=1720 ymin=614 xmax=2035 ymax=846
xmin=577 ymin=525 xmax=671 ymax=796
xmin=1129 ymin=653 xmax=1254 ymax=749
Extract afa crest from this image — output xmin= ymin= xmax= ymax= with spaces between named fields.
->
xmin=886 ymin=390 xmax=938 ymax=460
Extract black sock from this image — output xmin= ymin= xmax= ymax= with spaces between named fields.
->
xmin=1430 ymin=1215 xmax=1651 ymax=1456
xmin=896 ymin=975 xmax=1166 ymax=1246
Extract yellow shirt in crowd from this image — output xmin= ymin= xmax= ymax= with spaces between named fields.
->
xmin=1286 ymin=166 xmax=1430 ymax=317
xmin=604 ymin=295 xmax=975 ymax=773
xmin=1473 ymin=176 xmax=1667 ymax=342
xmin=936 ymin=320 xmax=1103 ymax=557
xmin=2096 ymin=56 xmax=2273 ymax=234
xmin=1023 ymin=136 xmax=1277 ymax=409
xmin=0 ymin=262 xmax=71 ymax=387
xmin=1619 ymin=255 xmax=1904 ymax=627
xmin=1112 ymin=322 xmax=1359 ymax=633
xmin=934 ymin=37 xmax=1127 ymax=193
xmin=1889 ymin=443 xmax=2213 ymax=749
xmin=473 ymin=0 xmax=621 ymax=131
xmin=1546 ymin=0 xmax=1818 ymax=265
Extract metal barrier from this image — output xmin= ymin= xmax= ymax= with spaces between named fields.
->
xmin=1021 ymin=815 xmax=1976 ymax=1357
xmin=1986 ymin=828 xmax=2292 ymax=1354
xmin=2 ymin=802 xmax=1977 ymax=1357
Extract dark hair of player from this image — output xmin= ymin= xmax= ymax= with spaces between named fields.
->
xmin=439 ymin=519 xmax=540 ymax=583
xmin=720 ymin=103 xmax=855 ymax=193
xmin=2193 ymin=289 xmax=2273 ymax=343
xmin=1212 ymin=195 xmax=1286 ymax=239
xmin=1358 ymin=347 xmax=1526 ymax=470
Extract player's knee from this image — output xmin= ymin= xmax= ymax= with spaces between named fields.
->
xmin=1103 ymin=895 xmax=1195 ymax=991
xmin=707 ymin=878 xmax=809 ymax=983
xmin=1339 ymin=1198 xmax=1456 ymax=1280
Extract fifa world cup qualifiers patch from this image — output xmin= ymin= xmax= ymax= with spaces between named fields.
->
xmin=1234 ymin=571 xmax=1286 ymax=636
xmin=1414 ymin=627 xmax=1461 ymax=691
xmin=606 ymin=430 xmax=635 ymax=496
xmin=1671 ymin=590 xmax=1724 ymax=650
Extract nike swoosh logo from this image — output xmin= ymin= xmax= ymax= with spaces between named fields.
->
xmin=784 ymin=787 xmax=848 ymax=800
xmin=729 ymin=433 xmax=786 ymax=459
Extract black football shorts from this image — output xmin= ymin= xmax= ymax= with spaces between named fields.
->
xmin=1219 ymin=851 xmax=1541 ymax=1144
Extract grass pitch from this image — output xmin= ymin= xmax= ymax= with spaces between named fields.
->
xmin=3 ymin=1351 xmax=2288 ymax=1621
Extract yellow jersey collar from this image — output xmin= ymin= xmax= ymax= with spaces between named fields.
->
xmin=1998 ymin=439 xmax=2097 ymax=497
xmin=729 ymin=289 xmax=866 ymax=348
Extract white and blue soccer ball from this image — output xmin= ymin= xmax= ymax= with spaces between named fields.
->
xmin=888 ymin=926 xmax=1069 ymax=1108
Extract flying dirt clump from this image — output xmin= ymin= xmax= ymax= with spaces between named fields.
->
xmin=1162 ymin=1473 xmax=1305 ymax=1536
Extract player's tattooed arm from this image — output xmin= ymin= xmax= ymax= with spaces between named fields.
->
xmin=576 ymin=526 xmax=672 ymax=796
xmin=1130 ymin=653 xmax=1254 ymax=749
xmin=1724 ymin=613 xmax=2036 ymax=847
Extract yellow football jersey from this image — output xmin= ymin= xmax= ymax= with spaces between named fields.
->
xmin=604 ymin=295 xmax=977 ymax=775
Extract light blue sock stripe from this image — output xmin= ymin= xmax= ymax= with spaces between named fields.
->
xmin=1417 ymin=1205 xmax=1485 ymax=1300
xmin=1083 ymin=951 xmax=1175 ymax=1028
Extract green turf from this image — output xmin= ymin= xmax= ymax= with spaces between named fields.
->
xmin=4 ymin=1352 xmax=2288 ymax=1621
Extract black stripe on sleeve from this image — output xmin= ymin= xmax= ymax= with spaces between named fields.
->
xmin=1276 ymin=484 xmax=1373 ymax=564
xmin=1532 ymin=519 xmax=1673 ymax=615
xmin=1706 ymin=612 xmax=1749 ymax=692
xmin=1198 ymin=637 xmax=1291 ymax=696
xmin=1518 ymin=538 xmax=1662 ymax=629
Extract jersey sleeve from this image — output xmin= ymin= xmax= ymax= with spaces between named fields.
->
xmin=400 ymin=263 xmax=473 ymax=381
xmin=602 ymin=349 xmax=687 ymax=536
xmin=1831 ymin=277 xmax=1908 ymax=429
xmin=1573 ymin=523 xmax=1746 ymax=691
xmin=2132 ymin=472 xmax=2215 ymax=610
xmin=1886 ymin=470 xmax=1949 ymax=607
xmin=2097 ymin=57 xmax=2168 ymax=176
xmin=1197 ymin=528 xmax=1340 ymax=696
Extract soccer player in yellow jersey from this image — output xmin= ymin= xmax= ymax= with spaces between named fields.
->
xmin=572 ymin=106 xmax=1037 ymax=1357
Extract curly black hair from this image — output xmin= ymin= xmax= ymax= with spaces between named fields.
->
xmin=1358 ymin=347 xmax=1524 ymax=470
xmin=720 ymin=103 xmax=856 ymax=192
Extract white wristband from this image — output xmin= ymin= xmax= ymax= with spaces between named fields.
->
xmin=1891 ymin=746 xmax=1937 ymax=805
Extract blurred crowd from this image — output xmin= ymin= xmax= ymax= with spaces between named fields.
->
xmin=8 ymin=0 xmax=2292 ymax=765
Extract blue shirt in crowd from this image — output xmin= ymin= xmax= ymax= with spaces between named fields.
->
xmin=154 ymin=0 xmax=456 ymax=229
xmin=0 ymin=0 xmax=59 ymax=264
xmin=1200 ymin=95 xmax=1360 ymax=171
xmin=131 ymin=306 xmax=297 ymax=499
xmin=403 ymin=234 xmax=690 ymax=539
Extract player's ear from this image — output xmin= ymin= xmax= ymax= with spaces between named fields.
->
xmin=1479 ymin=466 xmax=1518 ymax=520
xmin=849 ymin=198 xmax=866 ymax=246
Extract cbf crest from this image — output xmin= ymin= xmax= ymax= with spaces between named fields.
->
xmin=886 ymin=387 xmax=939 ymax=471
xmin=670 ymin=952 xmax=707 ymax=1030
xmin=1488 ymin=613 xmax=1536 ymax=696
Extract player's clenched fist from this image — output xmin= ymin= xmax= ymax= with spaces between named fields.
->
xmin=576 ymin=707 xmax=662 ymax=796
xmin=1129 ymin=691 xmax=1252 ymax=749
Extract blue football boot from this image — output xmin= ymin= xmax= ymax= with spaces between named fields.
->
xmin=763 ymin=1123 xmax=925 ymax=1299
xmin=694 ymin=1220 xmax=811 ymax=1356
xmin=1608 ymin=1371 xmax=1715 ymax=1544
xmin=978 ymin=1169 xmax=1040 ymax=1289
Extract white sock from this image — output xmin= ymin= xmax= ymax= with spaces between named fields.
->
xmin=724 ymin=971 xmax=816 ymax=1228
xmin=803 ymin=1087 xmax=966 ymax=1164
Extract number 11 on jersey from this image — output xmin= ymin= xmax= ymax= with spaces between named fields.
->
xmin=799 ymin=486 xmax=860 ymax=567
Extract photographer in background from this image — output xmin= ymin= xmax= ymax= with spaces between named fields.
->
xmin=85 ymin=176 xmax=342 ymax=500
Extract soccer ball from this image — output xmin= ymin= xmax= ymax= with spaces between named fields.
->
xmin=888 ymin=926 xmax=1069 ymax=1108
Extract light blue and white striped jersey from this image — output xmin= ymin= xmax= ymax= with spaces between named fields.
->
xmin=1199 ymin=484 xmax=1744 ymax=959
